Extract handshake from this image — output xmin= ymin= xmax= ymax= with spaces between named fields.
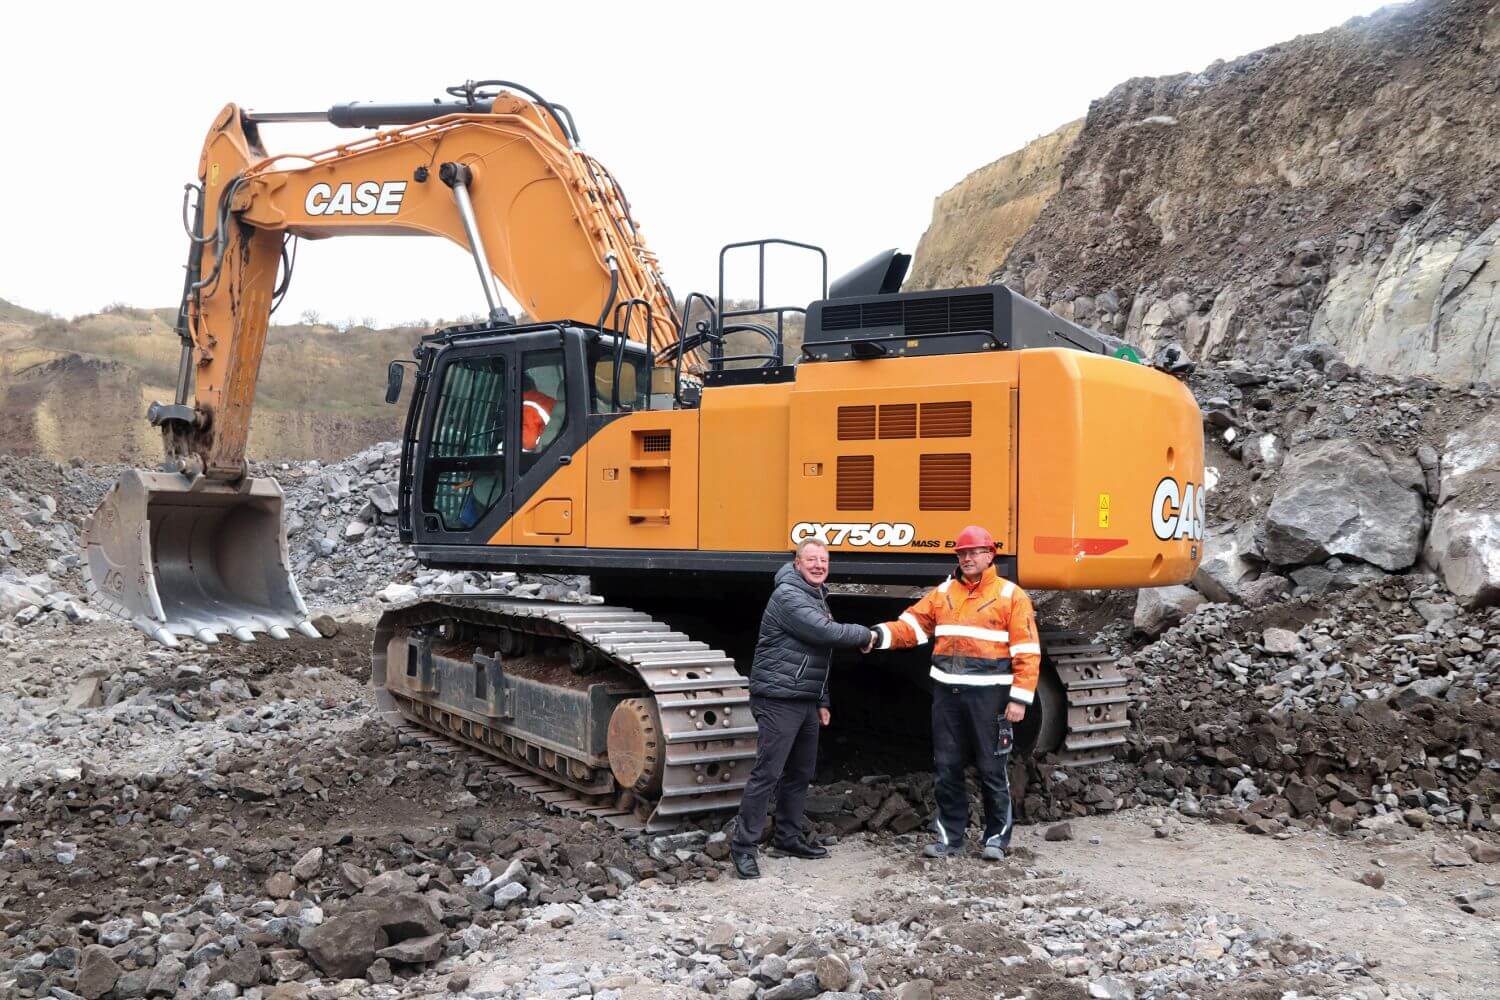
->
xmin=861 ymin=628 xmax=879 ymax=655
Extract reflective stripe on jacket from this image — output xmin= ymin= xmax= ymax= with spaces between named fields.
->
xmin=522 ymin=390 xmax=555 ymax=451
xmin=873 ymin=565 xmax=1041 ymax=706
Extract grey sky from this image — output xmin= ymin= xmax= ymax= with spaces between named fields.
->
xmin=2 ymin=0 xmax=1388 ymax=326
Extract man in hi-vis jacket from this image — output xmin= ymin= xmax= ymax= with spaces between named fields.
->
xmin=870 ymin=525 xmax=1040 ymax=861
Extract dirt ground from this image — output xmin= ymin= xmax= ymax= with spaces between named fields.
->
xmin=1027 ymin=815 xmax=1500 ymax=997
xmin=462 ymin=810 xmax=1500 ymax=998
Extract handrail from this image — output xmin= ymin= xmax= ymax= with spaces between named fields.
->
xmin=668 ymin=292 xmax=720 ymax=406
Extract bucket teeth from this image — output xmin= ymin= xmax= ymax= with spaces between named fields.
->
xmin=83 ymin=470 xmax=326 ymax=647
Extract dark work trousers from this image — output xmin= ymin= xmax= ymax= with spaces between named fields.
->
xmin=930 ymin=683 xmax=1014 ymax=848
xmin=731 ymin=696 xmax=821 ymax=855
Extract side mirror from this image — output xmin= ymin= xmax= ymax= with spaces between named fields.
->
xmin=385 ymin=361 xmax=405 ymax=404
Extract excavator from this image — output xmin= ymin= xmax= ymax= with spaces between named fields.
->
xmin=83 ymin=81 xmax=1205 ymax=831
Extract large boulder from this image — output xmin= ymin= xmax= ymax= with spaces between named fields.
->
xmin=1261 ymin=439 xmax=1424 ymax=571
xmin=343 ymin=892 xmax=445 ymax=943
xmin=298 ymin=910 xmax=388 ymax=980
xmin=1133 ymin=585 xmax=1206 ymax=637
xmin=1424 ymin=410 xmax=1500 ymax=608
xmin=1193 ymin=521 xmax=1262 ymax=603
xmin=78 ymin=946 xmax=122 ymax=1000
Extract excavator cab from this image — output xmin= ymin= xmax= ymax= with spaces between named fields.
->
xmin=393 ymin=322 xmax=651 ymax=550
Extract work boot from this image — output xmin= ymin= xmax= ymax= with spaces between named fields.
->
xmin=981 ymin=835 xmax=1005 ymax=861
xmin=731 ymin=851 xmax=761 ymax=880
xmin=769 ymin=837 xmax=828 ymax=860
xmin=922 ymin=841 xmax=964 ymax=858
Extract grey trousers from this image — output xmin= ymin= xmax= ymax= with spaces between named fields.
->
xmin=731 ymin=696 xmax=820 ymax=854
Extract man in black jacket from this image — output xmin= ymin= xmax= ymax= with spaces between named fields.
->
xmin=730 ymin=539 xmax=874 ymax=879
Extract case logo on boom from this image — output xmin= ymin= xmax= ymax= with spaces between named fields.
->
xmin=304 ymin=181 xmax=407 ymax=217
xmin=1151 ymin=477 xmax=1205 ymax=542
xmin=791 ymin=521 xmax=916 ymax=547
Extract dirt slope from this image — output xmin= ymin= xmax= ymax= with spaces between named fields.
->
xmin=908 ymin=119 xmax=1082 ymax=291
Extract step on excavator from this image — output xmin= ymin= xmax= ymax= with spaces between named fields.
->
xmin=84 ymin=81 xmax=1205 ymax=831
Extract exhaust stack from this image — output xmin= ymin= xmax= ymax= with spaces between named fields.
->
xmin=84 ymin=470 xmax=319 ymax=646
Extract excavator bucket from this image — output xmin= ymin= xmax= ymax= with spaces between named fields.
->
xmin=83 ymin=469 xmax=320 ymax=646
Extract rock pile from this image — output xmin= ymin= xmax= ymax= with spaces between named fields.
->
xmin=0 ymin=455 xmax=109 ymax=634
xmin=1077 ymin=575 xmax=1500 ymax=848
xmin=263 ymin=443 xmax=593 ymax=609
xmin=1154 ymin=346 xmax=1500 ymax=631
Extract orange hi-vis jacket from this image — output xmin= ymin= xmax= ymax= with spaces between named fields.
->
xmin=521 ymin=390 xmax=555 ymax=451
xmin=873 ymin=565 xmax=1042 ymax=706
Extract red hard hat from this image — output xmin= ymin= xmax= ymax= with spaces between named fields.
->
xmin=953 ymin=525 xmax=995 ymax=552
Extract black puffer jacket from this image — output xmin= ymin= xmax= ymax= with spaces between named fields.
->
xmin=749 ymin=563 xmax=874 ymax=705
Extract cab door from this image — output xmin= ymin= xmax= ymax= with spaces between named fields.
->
xmin=508 ymin=329 xmax=590 ymax=548
xmin=412 ymin=339 xmax=518 ymax=547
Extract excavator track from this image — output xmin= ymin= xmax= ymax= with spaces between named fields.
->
xmin=1040 ymin=630 xmax=1132 ymax=766
xmin=373 ymin=596 xmax=758 ymax=833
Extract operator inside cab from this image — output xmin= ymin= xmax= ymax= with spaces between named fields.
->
xmin=453 ymin=360 xmax=563 ymax=531
xmin=521 ymin=372 xmax=557 ymax=453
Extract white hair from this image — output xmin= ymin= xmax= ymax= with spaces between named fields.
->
xmin=793 ymin=537 xmax=829 ymax=559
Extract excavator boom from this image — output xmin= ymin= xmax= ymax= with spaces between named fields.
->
xmin=85 ymin=84 xmax=680 ymax=643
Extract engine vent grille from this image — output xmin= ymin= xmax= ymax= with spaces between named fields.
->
xmin=837 ymin=406 xmax=877 ymax=440
xmin=904 ymin=297 xmax=950 ymax=336
xmin=878 ymin=404 xmax=917 ymax=439
xmin=919 ymin=453 xmax=971 ymax=511
xmin=920 ymin=401 xmax=972 ymax=438
xmin=836 ymin=455 xmax=875 ymax=510
xmin=821 ymin=304 xmax=861 ymax=331
xmin=642 ymin=431 xmax=672 ymax=453
xmin=818 ymin=292 xmax=995 ymax=335
xmin=949 ymin=293 xmax=994 ymax=330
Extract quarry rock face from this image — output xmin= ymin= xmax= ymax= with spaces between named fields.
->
xmin=1311 ymin=216 xmax=1500 ymax=387
xmin=918 ymin=0 xmax=1500 ymax=387
xmin=908 ymin=119 xmax=1083 ymax=291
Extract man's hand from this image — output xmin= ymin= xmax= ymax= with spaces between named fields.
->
xmin=819 ymin=708 xmax=831 ymax=727
xmin=1004 ymin=702 xmax=1026 ymax=723
xmin=861 ymin=632 xmax=876 ymax=654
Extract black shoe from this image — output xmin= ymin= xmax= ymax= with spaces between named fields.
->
xmin=732 ymin=851 xmax=761 ymax=879
xmin=769 ymin=838 xmax=829 ymax=860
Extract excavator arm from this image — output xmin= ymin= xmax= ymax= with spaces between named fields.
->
xmin=84 ymin=83 xmax=682 ymax=644
xmin=181 ymin=88 xmax=677 ymax=476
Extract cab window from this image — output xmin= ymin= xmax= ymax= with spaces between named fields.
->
xmin=520 ymin=349 xmax=567 ymax=476
xmin=424 ymin=356 xmax=507 ymax=532
xmin=589 ymin=339 xmax=649 ymax=413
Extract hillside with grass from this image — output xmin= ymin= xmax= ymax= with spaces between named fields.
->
xmin=0 ymin=299 xmax=424 ymax=463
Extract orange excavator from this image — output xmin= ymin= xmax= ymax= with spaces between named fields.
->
xmin=84 ymin=81 xmax=1204 ymax=830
